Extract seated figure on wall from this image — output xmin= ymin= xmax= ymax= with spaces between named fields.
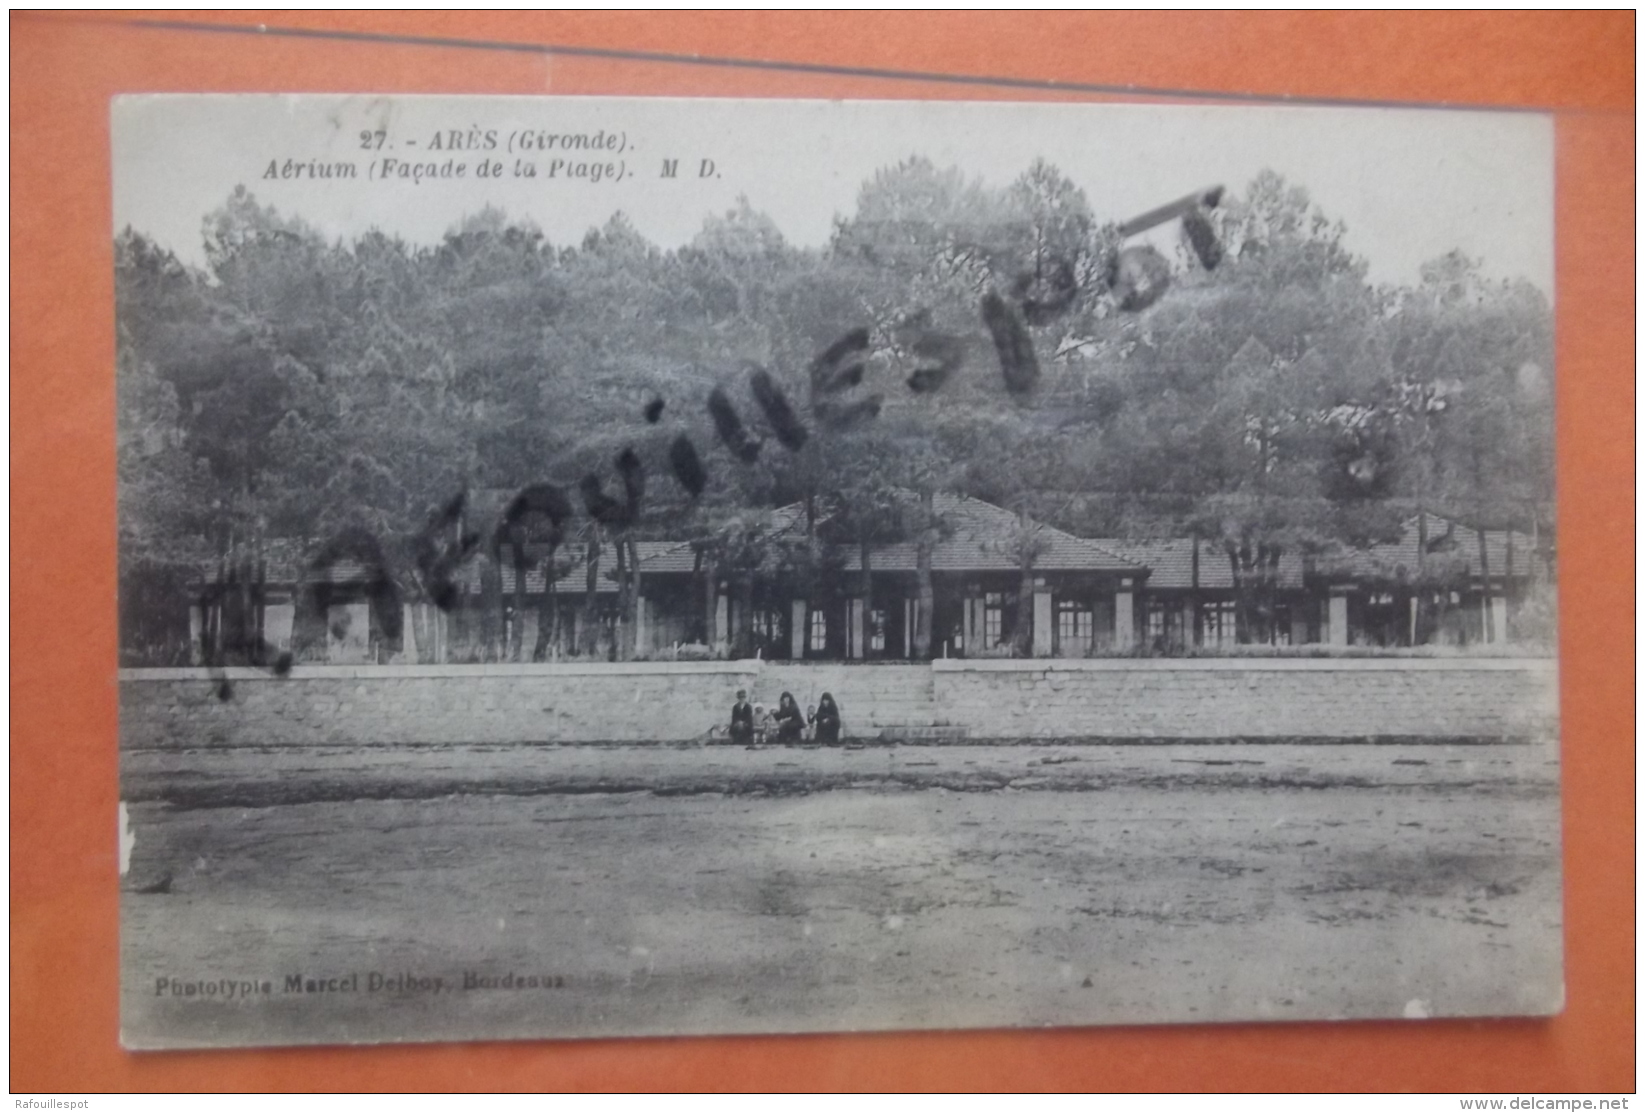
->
xmin=810 ymin=692 xmax=842 ymax=746
xmin=773 ymin=692 xmax=806 ymax=745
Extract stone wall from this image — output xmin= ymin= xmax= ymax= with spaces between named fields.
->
xmin=930 ymin=658 xmax=1558 ymax=740
xmin=118 ymin=657 xmax=1558 ymax=749
xmin=118 ymin=663 xmax=762 ymax=749
xmin=752 ymin=664 xmax=938 ymax=735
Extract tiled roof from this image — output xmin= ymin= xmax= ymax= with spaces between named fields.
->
xmin=635 ymin=543 xmax=700 ymax=574
xmin=191 ymin=539 xmax=673 ymax=595
xmin=535 ymin=540 xmax=682 ymax=595
xmin=183 ymin=505 xmax=1533 ymax=595
xmin=627 ymin=494 xmax=1144 ymax=577
xmin=1330 ymin=515 xmax=1538 ymax=582
xmin=190 ymin=540 xmax=372 ymax=586
xmin=632 ymin=502 xmax=810 ymax=575
xmin=835 ymin=494 xmax=1143 ymax=574
xmin=1096 ymin=514 xmax=1538 ymax=588
xmin=1092 ymin=539 xmax=1308 ymax=590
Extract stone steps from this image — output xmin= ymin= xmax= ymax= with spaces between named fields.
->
xmin=876 ymin=724 xmax=971 ymax=741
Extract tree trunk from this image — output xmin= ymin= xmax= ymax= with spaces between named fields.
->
xmin=254 ymin=542 xmax=269 ymax=664
xmin=235 ymin=477 xmax=256 ymax=664
xmin=1189 ymin=528 xmax=1202 ymax=648
xmin=628 ymin=538 xmax=641 ymax=658
xmin=240 ymin=481 xmax=259 ymax=664
xmin=1477 ymin=523 xmax=1495 ymax=644
xmin=1263 ymin=543 xmax=1282 ymax=645
xmin=1226 ymin=541 xmax=1247 ymax=645
xmin=509 ymin=531 xmax=528 ymax=662
xmin=858 ymin=536 xmax=873 ymax=659
xmin=699 ymin=549 xmax=715 ymax=646
xmin=735 ymin=575 xmax=755 ymax=659
xmin=1012 ymin=507 xmax=1034 ymax=657
xmin=580 ymin=523 xmax=602 ymax=656
xmin=1414 ymin=507 xmax=1429 ymax=645
xmin=532 ymin=543 xmax=558 ymax=661
xmin=479 ymin=553 xmax=503 ymax=662
xmin=1528 ymin=501 xmax=1552 ymax=581
xmin=1015 ymin=560 xmax=1034 ymax=657
xmin=210 ymin=528 xmax=231 ymax=667
xmin=549 ymin=586 xmax=562 ymax=658
xmin=614 ymin=537 xmax=638 ymax=662
xmin=913 ymin=490 xmax=935 ymax=659
xmin=1435 ymin=575 xmax=1453 ymax=647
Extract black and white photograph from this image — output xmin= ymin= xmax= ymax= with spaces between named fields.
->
xmin=113 ymin=95 xmax=1561 ymax=1049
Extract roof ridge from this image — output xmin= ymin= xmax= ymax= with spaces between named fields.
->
xmin=1071 ymin=535 xmax=1149 ymax=570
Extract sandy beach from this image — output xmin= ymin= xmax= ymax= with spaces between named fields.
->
xmin=119 ymin=737 xmax=1563 ymax=1048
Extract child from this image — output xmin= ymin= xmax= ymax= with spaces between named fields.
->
xmin=752 ymin=702 xmax=772 ymax=747
xmin=728 ymin=689 xmax=753 ymax=747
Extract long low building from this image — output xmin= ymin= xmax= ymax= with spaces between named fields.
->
xmin=142 ymin=495 xmax=1546 ymax=667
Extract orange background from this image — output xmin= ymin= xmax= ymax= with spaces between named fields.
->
xmin=10 ymin=11 xmax=1634 ymax=1093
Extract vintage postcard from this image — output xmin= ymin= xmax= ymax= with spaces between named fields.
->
xmin=114 ymin=95 xmax=1560 ymax=1048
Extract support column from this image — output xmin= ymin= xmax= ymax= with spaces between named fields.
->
xmin=903 ymin=597 xmax=913 ymax=658
xmin=635 ymin=595 xmax=649 ymax=655
xmin=962 ymin=594 xmax=977 ymax=653
xmin=790 ymin=599 xmax=807 ymax=659
xmin=188 ymin=604 xmax=204 ymax=664
xmin=260 ymin=602 xmax=293 ymax=655
xmin=519 ymin=609 xmax=539 ymax=660
xmin=328 ymin=602 xmax=370 ymax=662
xmin=714 ymin=588 xmax=729 ymax=648
xmin=1114 ymin=578 xmax=1135 ymax=650
xmin=1489 ymin=594 xmax=1509 ymax=644
xmin=1327 ymin=586 xmax=1351 ymax=646
xmin=1032 ymin=579 xmax=1053 ymax=658
xmin=847 ymin=598 xmax=865 ymax=659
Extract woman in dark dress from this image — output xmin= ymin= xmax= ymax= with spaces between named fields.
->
xmin=810 ymin=692 xmax=842 ymax=746
xmin=773 ymin=691 xmax=806 ymax=745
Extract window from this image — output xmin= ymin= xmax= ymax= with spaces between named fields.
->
xmin=808 ymin=608 xmax=827 ymax=654
xmin=1056 ymin=599 xmax=1092 ymax=653
xmin=869 ymin=608 xmax=887 ymax=653
xmin=1200 ymin=600 xmax=1237 ymax=647
xmin=748 ymin=606 xmax=786 ymax=657
xmin=1144 ymin=601 xmax=1198 ymax=650
xmin=983 ymin=593 xmax=1004 ymax=647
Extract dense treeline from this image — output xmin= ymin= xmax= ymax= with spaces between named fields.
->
xmin=116 ymin=159 xmax=1554 ymax=662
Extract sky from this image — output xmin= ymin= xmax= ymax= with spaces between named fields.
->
xmin=112 ymin=95 xmax=1555 ymax=293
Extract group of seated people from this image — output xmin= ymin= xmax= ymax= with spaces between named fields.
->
xmin=728 ymin=689 xmax=842 ymax=746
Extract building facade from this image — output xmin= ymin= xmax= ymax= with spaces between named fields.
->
xmin=151 ymin=498 xmax=1545 ymax=667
